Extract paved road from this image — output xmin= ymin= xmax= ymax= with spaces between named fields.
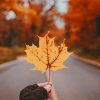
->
xmin=0 ymin=56 xmax=100 ymax=100
xmin=0 ymin=58 xmax=46 ymax=100
xmin=51 ymin=56 xmax=100 ymax=100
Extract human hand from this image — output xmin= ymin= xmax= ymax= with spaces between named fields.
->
xmin=38 ymin=82 xmax=52 ymax=93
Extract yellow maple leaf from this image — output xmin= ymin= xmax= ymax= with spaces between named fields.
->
xmin=25 ymin=32 xmax=72 ymax=73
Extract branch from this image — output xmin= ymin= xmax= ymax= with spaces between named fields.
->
xmin=42 ymin=0 xmax=57 ymax=14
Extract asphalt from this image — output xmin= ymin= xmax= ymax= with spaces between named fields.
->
xmin=0 ymin=56 xmax=100 ymax=100
xmin=0 ymin=58 xmax=46 ymax=100
xmin=51 ymin=56 xmax=100 ymax=100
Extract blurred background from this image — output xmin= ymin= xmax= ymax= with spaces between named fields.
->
xmin=0 ymin=1 xmax=100 ymax=100
xmin=0 ymin=0 xmax=100 ymax=64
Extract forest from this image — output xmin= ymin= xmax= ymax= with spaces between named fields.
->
xmin=0 ymin=0 xmax=100 ymax=63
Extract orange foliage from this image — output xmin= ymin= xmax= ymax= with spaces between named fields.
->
xmin=65 ymin=0 xmax=100 ymax=50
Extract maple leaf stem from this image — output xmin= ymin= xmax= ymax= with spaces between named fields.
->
xmin=46 ymin=34 xmax=51 ymax=82
xmin=46 ymin=35 xmax=50 ymax=67
xmin=48 ymin=67 xmax=51 ymax=83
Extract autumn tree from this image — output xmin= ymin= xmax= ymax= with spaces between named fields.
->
xmin=64 ymin=0 xmax=100 ymax=56
xmin=0 ymin=0 xmax=43 ymax=46
xmin=0 ymin=0 xmax=62 ymax=47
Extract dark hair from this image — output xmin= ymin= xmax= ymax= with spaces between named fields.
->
xmin=20 ymin=84 xmax=47 ymax=100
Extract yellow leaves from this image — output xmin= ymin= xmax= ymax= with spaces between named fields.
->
xmin=25 ymin=32 xmax=72 ymax=73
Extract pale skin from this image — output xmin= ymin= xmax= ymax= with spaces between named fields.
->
xmin=38 ymin=82 xmax=52 ymax=94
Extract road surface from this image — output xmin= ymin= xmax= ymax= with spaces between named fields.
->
xmin=0 ymin=56 xmax=100 ymax=100
xmin=51 ymin=56 xmax=100 ymax=100
xmin=0 ymin=58 xmax=46 ymax=100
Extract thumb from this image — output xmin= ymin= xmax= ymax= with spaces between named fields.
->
xmin=44 ymin=84 xmax=52 ymax=93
